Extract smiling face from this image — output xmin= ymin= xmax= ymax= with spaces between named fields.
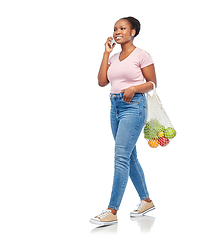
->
xmin=113 ymin=19 xmax=136 ymax=45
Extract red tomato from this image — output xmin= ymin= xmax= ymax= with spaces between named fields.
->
xmin=159 ymin=137 xmax=170 ymax=147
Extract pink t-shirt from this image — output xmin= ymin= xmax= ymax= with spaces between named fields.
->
xmin=107 ymin=47 xmax=153 ymax=93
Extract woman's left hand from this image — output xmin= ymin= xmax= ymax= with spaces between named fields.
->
xmin=120 ymin=86 xmax=136 ymax=103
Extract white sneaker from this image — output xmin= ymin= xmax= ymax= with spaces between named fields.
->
xmin=130 ymin=200 xmax=155 ymax=217
xmin=90 ymin=209 xmax=118 ymax=226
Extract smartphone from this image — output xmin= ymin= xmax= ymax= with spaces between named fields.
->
xmin=110 ymin=38 xmax=116 ymax=48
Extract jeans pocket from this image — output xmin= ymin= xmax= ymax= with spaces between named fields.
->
xmin=122 ymin=98 xmax=139 ymax=105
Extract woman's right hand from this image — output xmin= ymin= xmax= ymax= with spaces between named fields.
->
xmin=105 ymin=37 xmax=116 ymax=53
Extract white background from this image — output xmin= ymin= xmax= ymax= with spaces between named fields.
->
xmin=0 ymin=0 xmax=203 ymax=239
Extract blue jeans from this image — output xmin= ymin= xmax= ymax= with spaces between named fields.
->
xmin=108 ymin=92 xmax=149 ymax=211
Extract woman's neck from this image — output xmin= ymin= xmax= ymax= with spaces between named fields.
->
xmin=121 ymin=41 xmax=136 ymax=54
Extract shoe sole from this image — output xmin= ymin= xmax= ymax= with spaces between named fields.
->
xmin=90 ymin=219 xmax=118 ymax=226
xmin=130 ymin=206 xmax=155 ymax=217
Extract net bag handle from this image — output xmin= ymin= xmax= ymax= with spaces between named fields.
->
xmin=148 ymin=81 xmax=157 ymax=97
xmin=147 ymin=81 xmax=174 ymax=128
xmin=147 ymin=81 xmax=159 ymax=103
xmin=149 ymin=81 xmax=156 ymax=91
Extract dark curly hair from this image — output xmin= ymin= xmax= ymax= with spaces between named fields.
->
xmin=121 ymin=17 xmax=141 ymax=38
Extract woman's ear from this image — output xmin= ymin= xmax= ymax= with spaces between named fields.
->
xmin=131 ymin=29 xmax=136 ymax=37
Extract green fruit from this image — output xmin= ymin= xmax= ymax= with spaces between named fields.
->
xmin=144 ymin=130 xmax=159 ymax=140
xmin=164 ymin=127 xmax=176 ymax=139
xmin=144 ymin=119 xmax=164 ymax=140
xmin=159 ymin=125 xmax=165 ymax=132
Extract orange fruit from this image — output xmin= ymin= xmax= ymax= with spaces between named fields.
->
xmin=148 ymin=139 xmax=159 ymax=148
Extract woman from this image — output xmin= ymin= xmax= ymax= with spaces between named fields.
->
xmin=90 ymin=17 xmax=157 ymax=226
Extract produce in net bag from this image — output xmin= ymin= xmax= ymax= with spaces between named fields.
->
xmin=144 ymin=82 xmax=176 ymax=148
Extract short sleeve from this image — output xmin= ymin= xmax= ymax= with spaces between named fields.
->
xmin=140 ymin=50 xmax=154 ymax=69
xmin=108 ymin=53 xmax=118 ymax=65
xmin=108 ymin=54 xmax=114 ymax=65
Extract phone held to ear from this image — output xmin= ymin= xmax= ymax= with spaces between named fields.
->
xmin=110 ymin=38 xmax=116 ymax=48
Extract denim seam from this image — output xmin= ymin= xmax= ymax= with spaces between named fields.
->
xmin=115 ymin=99 xmax=120 ymax=119
xmin=111 ymin=154 xmax=130 ymax=210
xmin=125 ymin=102 xmax=141 ymax=153
xmin=132 ymin=153 xmax=149 ymax=200
xmin=111 ymin=98 xmax=119 ymax=120
xmin=108 ymin=204 xmax=119 ymax=211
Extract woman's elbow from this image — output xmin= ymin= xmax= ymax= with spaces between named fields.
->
xmin=98 ymin=78 xmax=109 ymax=87
xmin=98 ymin=82 xmax=107 ymax=87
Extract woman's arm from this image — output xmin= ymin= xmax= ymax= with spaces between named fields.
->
xmin=98 ymin=52 xmax=110 ymax=87
xmin=121 ymin=64 xmax=157 ymax=102
xmin=98 ymin=37 xmax=115 ymax=87
xmin=140 ymin=63 xmax=157 ymax=88
xmin=132 ymin=64 xmax=157 ymax=92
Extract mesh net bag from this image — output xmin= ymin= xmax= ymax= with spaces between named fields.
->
xmin=144 ymin=82 xmax=176 ymax=148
